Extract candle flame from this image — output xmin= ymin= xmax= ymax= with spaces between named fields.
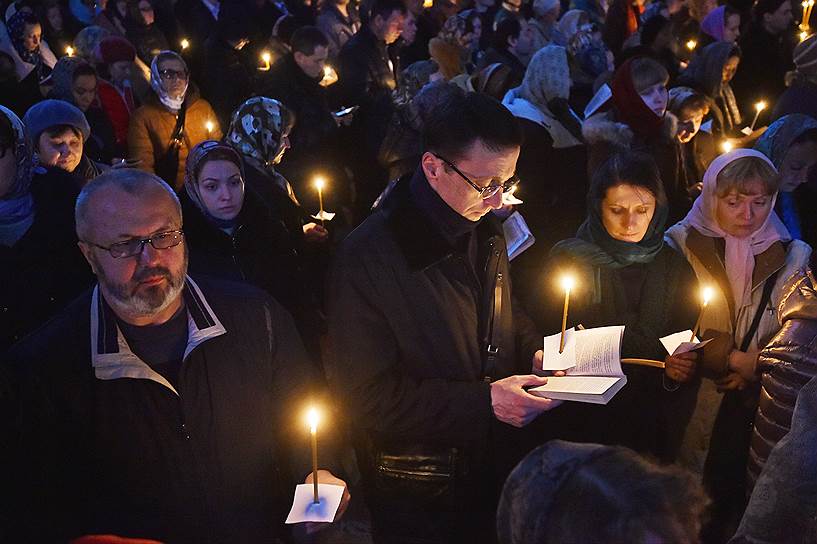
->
xmin=205 ymin=120 xmax=214 ymax=133
xmin=307 ymin=407 xmax=319 ymax=433
xmin=685 ymin=39 xmax=697 ymax=51
xmin=65 ymin=46 xmax=74 ymax=57
xmin=702 ymin=286 xmax=714 ymax=306
xmin=261 ymin=51 xmax=271 ymax=63
xmin=180 ymin=38 xmax=190 ymax=50
xmin=561 ymin=275 xmax=575 ymax=293
xmin=721 ymin=140 xmax=734 ymax=153
xmin=801 ymin=30 xmax=810 ymax=41
xmin=423 ymin=0 xmax=433 ymax=7
xmin=754 ymin=100 xmax=767 ymax=112
xmin=314 ymin=176 xmax=326 ymax=190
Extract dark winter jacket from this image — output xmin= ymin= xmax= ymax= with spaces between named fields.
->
xmin=0 ymin=167 xmax=93 ymax=351
xmin=316 ymin=3 xmax=360 ymax=59
xmin=6 ymin=277 xmax=322 ymax=542
xmin=731 ymin=24 xmax=794 ymax=115
xmin=200 ymin=37 xmax=257 ymax=129
xmin=327 ymin=169 xmax=542 ymax=457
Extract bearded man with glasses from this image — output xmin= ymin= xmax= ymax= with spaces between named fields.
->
xmin=327 ymin=91 xmax=560 ymax=543
xmin=5 ymin=169 xmax=349 ymax=541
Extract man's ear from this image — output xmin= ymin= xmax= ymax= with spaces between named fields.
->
xmin=77 ymin=241 xmax=99 ymax=275
xmin=293 ymin=50 xmax=305 ymax=66
xmin=508 ymin=35 xmax=518 ymax=50
xmin=421 ymin=152 xmax=441 ymax=182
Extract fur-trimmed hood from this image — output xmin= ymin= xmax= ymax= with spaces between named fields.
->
xmin=582 ymin=108 xmax=678 ymax=148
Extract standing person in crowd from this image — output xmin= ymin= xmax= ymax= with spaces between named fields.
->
xmin=754 ymin=114 xmax=817 ymax=249
xmin=39 ymin=0 xmax=76 ymax=56
xmin=328 ymin=91 xmax=561 ymax=544
xmin=476 ymin=17 xmax=533 ymax=86
xmin=96 ymin=35 xmax=139 ymax=156
xmin=603 ymin=0 xmax=644 ymax=59
xmin=669 ymin=86 xmax=715 ymax=193
xmin=94 ymin=0 xmax=130 ymax=35
xmin=24 ymin=99 xmax=108 ymax=185
xmin=199 ymin=1 xmax=254 ymax=129
xmin=773 ymin=33 xmax=817 ymax=121
xmin=474 ymin=0 xmax=498 ymax=50
xmin=543 ymin=151 xmax=700 ymax=461
xmin=48 ymin=56 xmax=119 ymax=163
xmin=4 ymin=9 xmax=56 ymax=81
xmin=566 ymin=23 xmax=615 ymax=113
xmin=497 ymin=441 xmax=709 ymax=544
xmin=583 ymin=56 xmax=689 ymax=222
xmin=666 ymin=149 xmax=811 ymax=543
xmin=529 ymin=0 xmax=563 ymax=51
xmin=226 ymin=97 xmax=329 ymax=251
xmin=337 ymin=0 xmax=407 ymax=215
xmin=5 ymin=168 xmax=350 ymax=542
xmin=174 ymin=0 xmax=219 ymax=48
xmin=0 ymin=105 xmax=92 ymax=351
xmin=493 ymin=0 xmax=522 ymax=29
xmin=626 ymin=14 xmax=681 ymax=81
xmin=181 ymin=139 xmax=322 ymax=360
xmin=730 ymin=0 xmax=795 ymax=114
xmin=429 ymin=11 xmax=481 ymax=81
xmin=676 ymin=42 xmax=745 ymax=140
xmin=125 ymin=0 xmax=170 ymax=65
xmin=501 ymin=45 xmax=587 ymax=318
xmin=698 ymin=5 xmax=742 ymax=48
xmin=316 ymin=0 xmax=360 ymax=59
xmin=128 ymin=50 xmax=221 ymax=189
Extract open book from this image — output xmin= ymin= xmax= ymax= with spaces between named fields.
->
xmin=530 ymin=326 xmax=628 ymax=405
xmin=502 ymin=211 xmax=535 ymax=261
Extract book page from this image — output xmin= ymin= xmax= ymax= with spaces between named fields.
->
xmin=502 ymin=211 xmax=534 ymax=260
xmin=568 ymin=326 xmax=625 ymax=377
xmin=533 ymin=376 xmax=621 ymax=395
xmin=660 ymin=330 xmax=714 ymax=355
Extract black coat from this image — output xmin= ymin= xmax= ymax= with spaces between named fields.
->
xmin=731 ymin=24 xmax=795 ymax=114
xmin=475 ymin=47 xmax=526 ymax=88
xmin=0 ymin=167 xmax=94 ymax=351
xmin=5 ymin=277 xmax=321 ymax=542
xmin=327 ymin=170 xmax=541 ymax=456
xmin=200 ymin=37 xmax=255 ymax=128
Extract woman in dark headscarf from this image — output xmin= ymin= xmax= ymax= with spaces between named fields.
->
xmin=540 ymin=151 xmax=700 ymax=462
xmin=676 ymin=42 xmax=743 ymax=139
xmin=181 ymin=139 xmax=320 ymax=357
xmin=6 ymin=10 xmax=53 ymax=81
xmin=755 ymin=113 xmax=817 ymax=248
xmin=0 ymin=105 xmax=93 ymax=349
xmin=124 ymin=0 xmax=169 ymax=65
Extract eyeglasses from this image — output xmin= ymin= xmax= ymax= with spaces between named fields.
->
xmin=84 ymin=229 xmax=184 ymax=258
xmin=433 ymin=153 xmax=520 ymax=199
xmin=159 ymin=68 xmax=188 ymax=81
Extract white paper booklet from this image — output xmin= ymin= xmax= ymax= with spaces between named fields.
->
xmin=532 ymin=326 xmax=628 ymax=404
xmin=660 ymin=330 xmax=713 ymax=356
xmin=503 ymin=211 xmax=535 ymax=261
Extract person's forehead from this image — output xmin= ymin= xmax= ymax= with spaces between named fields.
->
xmin=89 ymin=186 xmax=180 ymax=226
xmin=456 ymin=141 xmax=520 ymax=177
xmin=160 ymin=58 xmax=184 ymax=70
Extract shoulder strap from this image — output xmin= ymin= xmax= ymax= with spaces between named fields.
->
xmin=739 ymin=270 xmax=779 ymax=352
xmin=169 ymin=102 xmax=187 ymax=146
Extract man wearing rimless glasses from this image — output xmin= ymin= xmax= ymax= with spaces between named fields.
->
xmin=328 ymin=91 xmax=560 ymax=542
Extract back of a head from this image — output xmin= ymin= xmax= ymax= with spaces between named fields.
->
xmin=75 ymin=168 xmax=180 ymax=240
xmin=291 ymin=26 xmax=330 ymax=56
xmin=497 ymin=441 xmax=709 ymax=544
xmin=422 ymin=91 xmax=522 ymax=161
xmin=493 ymin=17 xmax=521 ymax=51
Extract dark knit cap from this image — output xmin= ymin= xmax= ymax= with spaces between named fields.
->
xmin=98 ymin=35 xmax=136 ymax=64
xmin=23 ymin=99 xmax=91 ymax=143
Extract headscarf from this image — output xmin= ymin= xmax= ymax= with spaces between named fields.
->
xmin=519 ymin=45 xmax=570 ymax=106
xmin=668 ymin=86 xmax=699 ymax=113
xmin=226 ymin=97 xmax=298 ymax=201
xmin=7 ymin=10 xmax=41 ymax=66
xmin=184 ymin=139 xmax=245 ymax=228
xmin=700 ymin=5 xmax=726 ymax=42
xmin=0 ymin=105 xmax=36 ymax=245
xmin=497 ymin=441 xmax=614 ymax=544
xmin=683 ymin=149 xmax=791 ymax=309
xmin=73 ymin=25 xmax=110 ymax=61
xmin=611 ymin=58 xmax=664 ymax=138
xmin=149 ymin=50 xmax=188 ymax=112
xmin=48 ymin=56 xmax=91 ymax=103
xmin=677 ymin=42 xmax=742 ymax=128
xmin=557 ymin=10 xmax=587 ymax=43
xmin=754 ymin=114 xmax=817 ymax=168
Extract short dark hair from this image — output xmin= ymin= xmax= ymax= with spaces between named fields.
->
xmin=42 ymin=124 xmax=82 ymax=140
xmin=589 ymin=151 xmax=668 ymax=210
xmin=492 ymin=17 xmax=521 ymax=51
xmin=72 ymin=62 xmax=97 ymax=81
xmin=422 ymin=91 xmax=522 ymax=162
xmin=291 ymin=26 xmax=330 ymax=56
xmin=365 ymin=0 xmax=406 ymax=25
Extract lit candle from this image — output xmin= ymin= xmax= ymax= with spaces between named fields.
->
xmin=314 ymin=176 xmax=326 ymax=227
xmin=690 ymin=286 xmax=714 ymax=342
xmin=685 ymin=39 xmax=697 ymax=51
xmin=559 ymin=276 xmax=575 ymax=354
xmin=750 ymin=100 xmax=767 ymax=131
xmin=423 ymin=0 xmax=433 ymax=7
xmin=721 ymin=140 xmax=734 ymax=153
xmin=320 ymin=64 xmax=338 ymax=86
xmin=65 ymin=46 xmax=74 ymax=57
xmin=180 ymin=38 xmax=190 ymax=51
xmin=205 ymin=120 xmax=214 ymax=137
xmin=260 ymin=51 xmax=271 ymax=71
xmin=307 ymin=408 xmax=320 ymax=504
xmin=801 ymin=30 xmax=810 ymax=41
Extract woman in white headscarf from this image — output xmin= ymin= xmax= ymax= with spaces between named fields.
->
xmin=666 ymin=148 xmax=812 ymax=541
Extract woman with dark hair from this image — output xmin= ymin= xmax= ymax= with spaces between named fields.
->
xmin=540 ymin=151 xmax=700 ymax=461
xmin=182 ymin=139 xmax=321 ymax=359
xmin=128 ymin=50 xmax=220 ymax=188
xmin=497 ymin=441 xmax=709 ymax=544
xmin=125 ymin=0 xmax=169 ymax=65
xmin=676 ymin=42 xmax=745 ymax=140
xmin=5 ymin=10 xmax=56 ymax=82
xmin=583 ymin=56 xmax=690 ymax=221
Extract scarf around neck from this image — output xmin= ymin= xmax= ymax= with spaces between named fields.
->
xmin=0 ymin=105 xmax=36 ymax=244
xmin=611 ymin=58 xmax=664 ymax=138
xmin=150 ymin=51 xmax=188 ymax=112
xmin=184 ymin=139 xmax=246 ymax=229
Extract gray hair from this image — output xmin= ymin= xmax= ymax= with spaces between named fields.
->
xmin=75 ymin=168 xmax=182 ymax=240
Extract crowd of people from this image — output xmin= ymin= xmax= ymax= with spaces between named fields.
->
xmin=1 ymin=0 xmax=817 ymax=541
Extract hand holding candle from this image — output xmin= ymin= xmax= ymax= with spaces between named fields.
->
xmin=559 ymin=275 xmax=575 ymax=354
xmin=691 ymin=286 xmax=714 ymax=342
xmin=319 ymin=64 xmax=338 ymax=86
xmin=750 ymin=101 xmax=767 ymax=131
